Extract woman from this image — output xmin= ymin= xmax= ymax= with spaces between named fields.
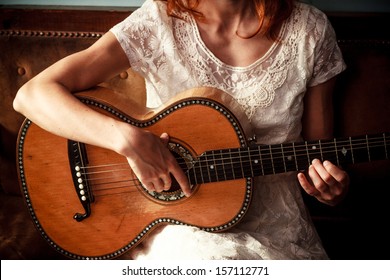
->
xmin=13 ymin=0 xmax=349 ymax=259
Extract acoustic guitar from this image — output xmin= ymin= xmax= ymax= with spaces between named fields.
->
xmin=16 ymin=87 xmax=389 ymax=259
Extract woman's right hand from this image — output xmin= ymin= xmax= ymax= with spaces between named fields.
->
xmin=118 ymin=124 xmax=192 ymax=197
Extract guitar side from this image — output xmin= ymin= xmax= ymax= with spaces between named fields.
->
xmin=16 ymin=87 xmax=253 ymax=259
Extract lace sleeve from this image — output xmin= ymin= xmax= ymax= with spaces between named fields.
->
xmin=307 ymin=12 xmax=346 ymax=87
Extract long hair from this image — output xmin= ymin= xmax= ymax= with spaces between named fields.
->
xmin=159 ymin=0 xmax=295 ymax=40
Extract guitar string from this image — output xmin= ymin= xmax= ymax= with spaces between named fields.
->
xmin=81 ymin=139 xmax=389 ymax=179
xmin=81 ymin=137 xmax=389 ymax=175
xmin=199 ymin=141 xmax=389 ymax=175
xmin=80 ymin=139 xmax=388 ymax=195
xmin=82 ymin=139 xmax=389 ymax=178
xmin=81 ymin=137 xmax=389 ymax=173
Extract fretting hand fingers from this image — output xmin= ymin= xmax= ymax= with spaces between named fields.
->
xmin=298 ymin=159 xmax=349 ymax=206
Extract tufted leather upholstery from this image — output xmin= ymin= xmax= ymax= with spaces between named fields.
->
xmin=0 ymin=30 xmax=146 ymax=196
xmin=0 ymin=9 xmax=390 ymax=260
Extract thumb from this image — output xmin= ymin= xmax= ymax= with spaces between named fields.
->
xmin=160 ymin=132 xmax=170 ymax=145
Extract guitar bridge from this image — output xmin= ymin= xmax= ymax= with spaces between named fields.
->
xmin=68 ymin=140 xmax=93 ymax=222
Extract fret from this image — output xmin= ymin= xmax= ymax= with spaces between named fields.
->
xmin=219 ymin=149 xmax=233 ymax=181
xmin=188 ymin=161 xmax=200 ymax=185
xmin=318 ymin=140 xmax=324 ymax=162
xmin=292 ymin=142 xmax=299 ymax=171
xmin=332 ymin=138 xmax=356 ymax=166
xmin=295 ymin=142 xmax=310 ymax=171
xmin=268 ymin=144 xmax=286 ymax=174
xmin=218 ymin=150 xmax=228 ymax=181
xmin=258 ymin=145 xmax=274 ymax=175
xmin=247 ymin=147 xmax=255 ymax=177
xmin=281 ymin=143 xmax=298 ymax=172
xmin=257 ymin=145 xmax=265 ymax=176
xmin=187 ymin=166 xmax=195 ymax=185
xmin=239 ymin=148 xmax=253 ymax=178
xmin=384 ymin=133 xmax=389 ymax=160
xmin=228 ymin=148 xmax=236 ymax=180
xmin=336 ymin=140 xmax=353 ymax=165
xmin=349 ymin=137 xmax=355 ymax=164
xmin=238 ymin=148 xmax=246 ymax=178
xmin=259 ymin=146 xmax=266 ymax=175
xmin=196 ymin=153 xmax=207 ymax=183
xmin=280 ymin=144 xmax=287 ymax=173
xmin=202 ymin=153 xmax=215 ymax=182
xmin=334 ymin=138 xmax=340 ymax=166
xmin=306 ymin=140 xmax=323 ymax=163
xmin=203 ymin=152 xmax=213 ymax=182
xmin=206 ymin=151 xmax=219 ymax=182
xmin=231 ymin=149 xmax=244 ymax=179
xmin=366 ymin=133 xmax=388 ymax=161
xmin=350 ymin=135 xmax=370 ymax=163
xmin=211 ymin=150 xmax=223 ymax=182
xmin=305 ymin=141 xmax=310 ymax=166
xmin=320 ymin=139 xmax=338 ymax=164
xmin=269 ymin=145 xmax=275 ymax=174
xmin=366 ymin=135 xmax=371 ymax=162
xmin=249 ymin=146 xmax=263 ymax=177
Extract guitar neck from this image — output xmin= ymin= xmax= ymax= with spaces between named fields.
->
xmin=188 ymin=132 xmax=390 ymax=184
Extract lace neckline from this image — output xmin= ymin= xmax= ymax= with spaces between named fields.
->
xmin=188 ymin=15 xmax=287 ymax=71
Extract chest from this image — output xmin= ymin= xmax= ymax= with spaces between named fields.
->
xmin=196 ymin=28 xmax=276 ymax=68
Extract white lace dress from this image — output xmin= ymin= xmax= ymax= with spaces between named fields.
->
xmin=110 ymin=0 xmax=346 ymax=260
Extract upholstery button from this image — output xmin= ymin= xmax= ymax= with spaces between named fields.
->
xmin=17 ymin=67 xmax=26 ymax=76
xmin=119 ymin=71 xmax=128 ymax=79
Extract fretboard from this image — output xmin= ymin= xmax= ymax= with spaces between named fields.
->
xmin=187 ymin=132 xmax=389 ymax=184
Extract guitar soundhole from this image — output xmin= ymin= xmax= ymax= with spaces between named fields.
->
xmin=142 ymin=142 xmax=195 ymax=202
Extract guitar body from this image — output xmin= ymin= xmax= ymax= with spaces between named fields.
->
xmin=17 ymin=87 xmax=253 ymax=259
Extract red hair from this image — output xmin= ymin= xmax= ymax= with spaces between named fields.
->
xmin=159 ymin=0 xmax=295 ymax=40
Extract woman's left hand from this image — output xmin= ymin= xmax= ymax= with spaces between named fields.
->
xmin=297 ymin=159 xmax=350 ymax=206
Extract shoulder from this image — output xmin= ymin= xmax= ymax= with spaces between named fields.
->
xmin=294 ymin=2 xmax=329 ymax=22
xmin=287 ymin=2 xmax=330 ymax=31
xmin=134 ymin=0 xmax=167 ymax=16
xmin=110 ymin=0 xmax=173 ymax=46
xmin=286 ymin=2 xmax=335 ymax=43
xmin=112 ymin=0 xmax=169 ymax=29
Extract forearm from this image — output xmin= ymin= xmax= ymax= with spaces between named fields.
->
xmin=13 ymin=31 xmax=134 ymax=155
xmin=13 ymin=79 xmax=132 ymax=156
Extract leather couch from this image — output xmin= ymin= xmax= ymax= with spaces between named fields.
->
xmin=1 ymin=8 xmax=389 ymax=260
